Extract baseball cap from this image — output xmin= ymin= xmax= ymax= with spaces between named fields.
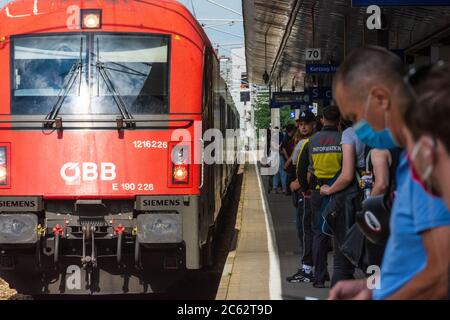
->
xmin=296 ymin=109 xmax=316 ymax=122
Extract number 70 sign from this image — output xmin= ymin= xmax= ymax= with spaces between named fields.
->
xmin=306 ymin=48 xmax=321 ymax=61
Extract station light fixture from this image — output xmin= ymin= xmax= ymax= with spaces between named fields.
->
xmin=80 ymin=9 xmax=102 ymax=29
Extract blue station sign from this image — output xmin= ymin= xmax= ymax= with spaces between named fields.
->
xmin=270 ymin=92 xmax=310 ymax=108
xmin=352 ymin=0 xmax=450 ymax=6
xmin=290 ymin=111 xmax=296 ymax=119
xmin=308 ymin=87 xmax=333 ymax=101
xmin=305 ymin=64 xmax=338 ymax=74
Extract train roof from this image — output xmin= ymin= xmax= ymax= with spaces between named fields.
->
xmin=0 ymin=0 xmax=214 ymax=54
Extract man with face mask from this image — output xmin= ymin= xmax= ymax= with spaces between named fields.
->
xmin=402 ymin=62 xmax=450 ymax=299
xmin=402 ymin=62 xmax=450 ymax=207
xmin=329 ymin=46 xmax=450 ymax=300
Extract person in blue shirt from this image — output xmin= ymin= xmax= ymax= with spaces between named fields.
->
xmin=329 ymin=47 xmax=450 ymax=300
xmin=401 ymin=62 xmax=450 ymax=299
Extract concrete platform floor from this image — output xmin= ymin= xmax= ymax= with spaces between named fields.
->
xmin=217 ymin=164 xmax=331 ymax=300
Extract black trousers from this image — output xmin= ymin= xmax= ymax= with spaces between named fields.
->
xmin=310 ymin=191 xmax=330 ymax=284
xmin=331 ymin=235 xmax=355 ymax=287
xmin=365 ymin=240 xmax=386 ymax=268
xmin=296 ymin=195 xmax=313 ymax=267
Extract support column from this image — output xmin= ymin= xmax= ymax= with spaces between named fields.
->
xmin=271 ymin=108 xmax=280 ymax=129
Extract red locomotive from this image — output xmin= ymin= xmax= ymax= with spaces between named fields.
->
xmin=0 ymin=0 xmax=239 ymax=295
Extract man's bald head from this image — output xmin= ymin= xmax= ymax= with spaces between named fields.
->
xmin=333 ymin=46 xmax=412 ymax=147
xmin=334 ymin=46 xmax=406 ymax=103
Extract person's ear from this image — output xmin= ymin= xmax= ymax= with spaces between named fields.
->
xmin=419 ymin=136 xmax=437 ymax=165
xmin=370 ymin=86 xmax=391 ymax=112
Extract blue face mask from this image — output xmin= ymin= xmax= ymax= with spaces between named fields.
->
xmin=353 ymin=120 xmax=398 ymax=149
xmin=353 ymin=94 xmax=399 ymax=150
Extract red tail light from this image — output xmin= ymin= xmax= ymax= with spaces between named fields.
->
xmin=173 ymin=165 xmax=189 ymax=183
xmin=170 ymin=144 xmax=190 ymax=186
xmin=0 ymin=144 xmax=10 ymax=187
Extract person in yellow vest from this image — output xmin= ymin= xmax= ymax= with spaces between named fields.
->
xmin=286 ymin=109 xmax=316 ymax=283
xmin=298 ymin=105 xmax=343 ymax=288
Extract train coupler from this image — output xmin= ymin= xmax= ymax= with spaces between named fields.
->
xmin=81 ymin=225 xmax=97 ymax=270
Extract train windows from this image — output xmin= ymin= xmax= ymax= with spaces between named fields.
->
xmin=11 ymin=33 xmax=169 ymax=116
xmin=12 ymin=35 xmax=88 ymax=115
xmin=91 ymin=34 xmax=169 ymax=115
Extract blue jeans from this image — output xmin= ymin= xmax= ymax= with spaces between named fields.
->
xmin=272 ymin=156 xmax=287 ymax=191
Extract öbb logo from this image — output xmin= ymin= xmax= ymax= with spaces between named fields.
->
xmin=60 ymin=162 xmax=116 ymax=184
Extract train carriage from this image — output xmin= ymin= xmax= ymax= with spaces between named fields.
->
xmin=0 ymin=0 xmax=239 ymax=295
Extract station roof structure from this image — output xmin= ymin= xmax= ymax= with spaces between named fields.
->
xmin=243 ymin=0 xmax=450 ymax=90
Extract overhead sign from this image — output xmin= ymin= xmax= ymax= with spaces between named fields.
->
xmin=270 ymin=92 xmax=310 ymax=108
xmin=306 ymin=48 xmax=321 ymax=61
xmin=240 ymin=91 xmax=250 ymax=103
xmin=306 ymin=64 xmax=338 ymax=74
xmin=352 ymin=0 xmax=450 ymax=6
xmin=308 ymin=87 xmax=333 ymax=101
xmin=290 ymin=111 xmax=296 ymax=119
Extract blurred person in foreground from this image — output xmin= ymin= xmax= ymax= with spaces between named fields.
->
xmin=402 ymin=62 xmax=450 ymax=210
xmin=402 ymin=62 xmax=450 ymax=299
xmin=329 ymin=47 xmax=450 ymax=300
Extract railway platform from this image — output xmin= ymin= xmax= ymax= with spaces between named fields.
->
xmin=217 ymin=164 xmax=331 ymax=300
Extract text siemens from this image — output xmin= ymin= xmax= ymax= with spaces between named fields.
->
xmin=0 ymin=200 xmax=35 ymax=208
xmin=142 ymin=199 xmax=181 ymax=207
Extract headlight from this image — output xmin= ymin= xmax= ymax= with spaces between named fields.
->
xmin=80 ymin=10 xmax=102 ymax=29
xmin=137 ymin=214 xmax=182 ymax=244
xmin=0 ymin=214 xmax=38 ymax=244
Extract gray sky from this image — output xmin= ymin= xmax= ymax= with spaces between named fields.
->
xmin=0 ymin=0 xmax=244 ymax=55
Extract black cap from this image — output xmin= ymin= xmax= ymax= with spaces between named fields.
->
xmin=296 ymin=109 xmax=316 ymax=123
xmin=322 ymin=105 xmax=341 ymax=122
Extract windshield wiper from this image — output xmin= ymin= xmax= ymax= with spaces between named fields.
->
xmin=93 ymin=38 xmax=134 ymax=126
xmin=45 ymin=38 xmax=84 ymax=127
xmin=95 ymin=62 xmax=135 ymax=122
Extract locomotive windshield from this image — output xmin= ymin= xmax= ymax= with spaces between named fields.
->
xmin=11 ymin=33 xmax=170 ymax=115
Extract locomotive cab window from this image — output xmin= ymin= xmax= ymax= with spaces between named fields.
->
xmin=11 ymin=33 xmax=170 ymax=116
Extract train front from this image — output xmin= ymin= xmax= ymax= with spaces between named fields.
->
xmin=0 ymin=0 xmax=205 ymax=295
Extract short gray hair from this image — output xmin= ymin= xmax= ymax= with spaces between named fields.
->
xmin=333 ymin=46 xmax=407 ymax=102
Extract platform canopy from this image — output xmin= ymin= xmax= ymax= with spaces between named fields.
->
xmin=243 ymin=0 xmax=450 ymax=89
